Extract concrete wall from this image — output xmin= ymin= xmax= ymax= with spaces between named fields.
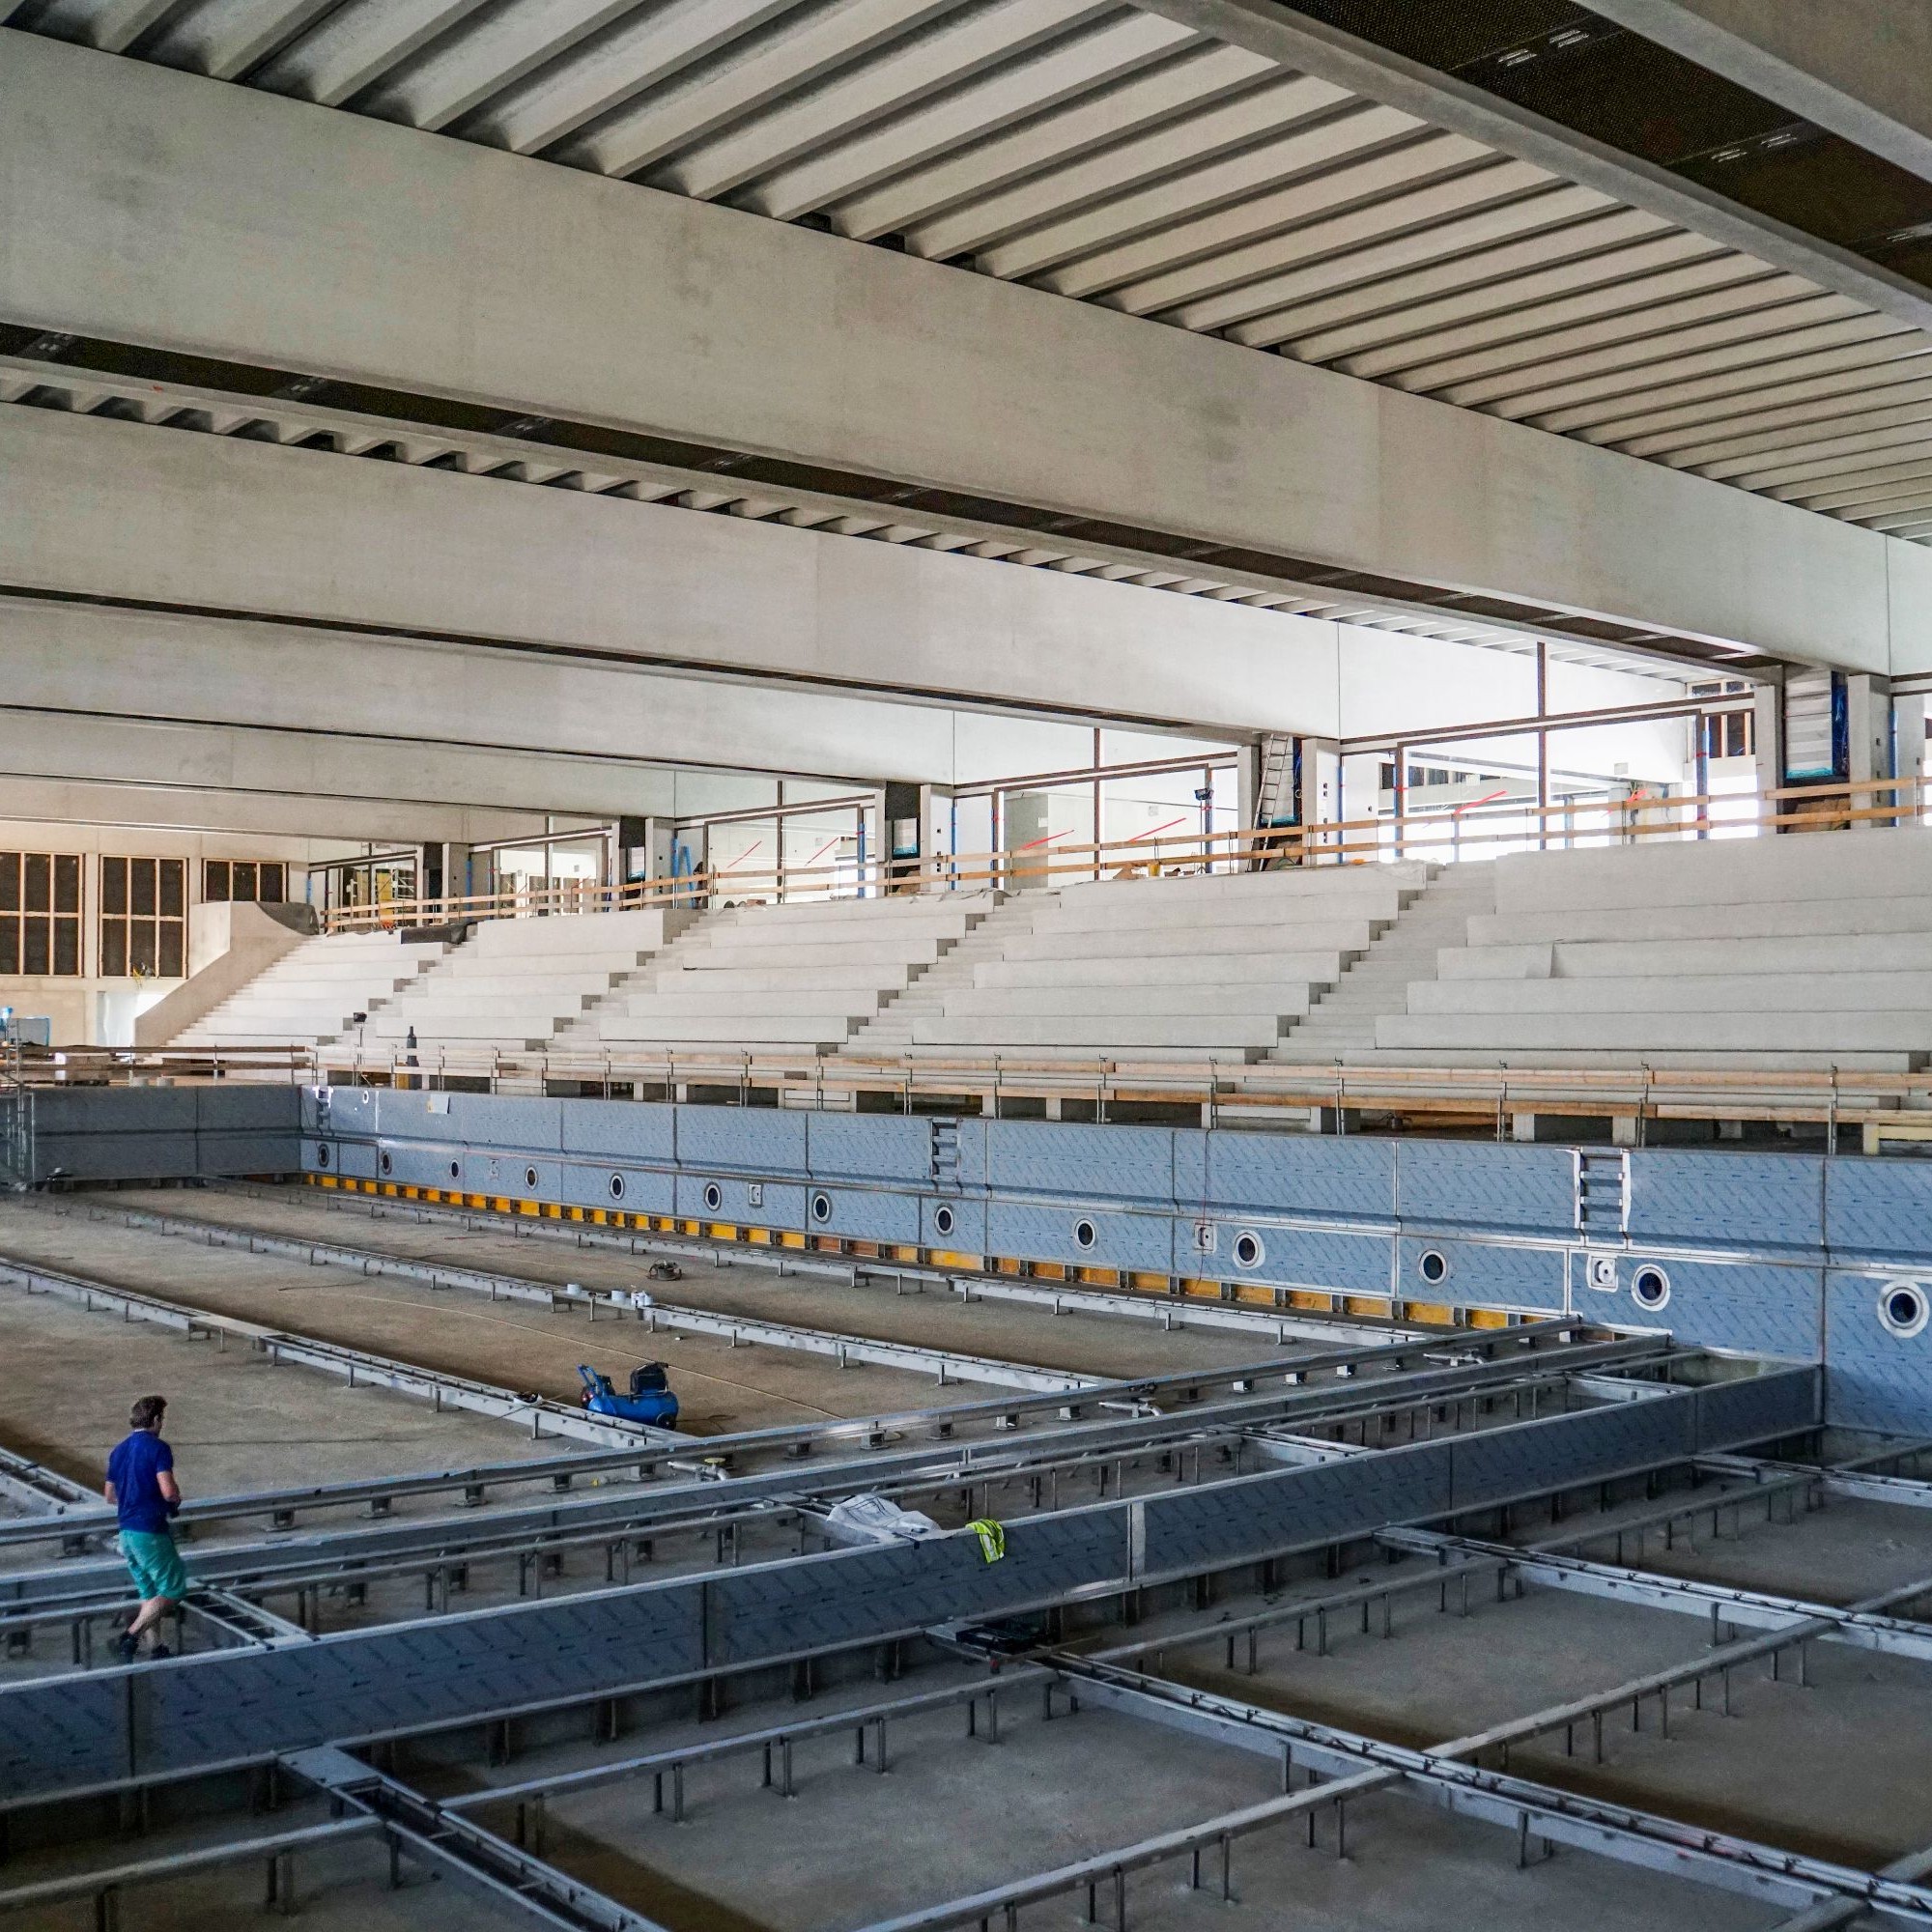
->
xmin=0 ymin=817 xmax=341 ymax=1046
xmin=1 ymin=28 xmax=1922 ymax=670
xmin=131 ymin=901 xmax=311 ymax=1051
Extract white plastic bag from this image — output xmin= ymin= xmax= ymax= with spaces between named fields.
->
xmin=824 ymin=1492 xmax=943 ymax=1547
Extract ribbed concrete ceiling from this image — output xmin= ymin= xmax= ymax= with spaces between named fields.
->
xmin=6 ymin=0 xmax=1930 ymax=547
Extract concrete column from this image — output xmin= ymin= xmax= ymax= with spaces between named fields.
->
xmin=1752 ymin=675 xmax=1784 ymax=831
xmin=1847 ymin=674 xmax=1895 ymax=785
xmin=1896 ymin=696 xmax=1928 ymax=820
xmin=1299 ymin=738 xmax=1341 ymax=863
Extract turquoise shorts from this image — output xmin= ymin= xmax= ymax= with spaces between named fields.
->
xmin=119 ymin=1528 xmax=187 ymax=1602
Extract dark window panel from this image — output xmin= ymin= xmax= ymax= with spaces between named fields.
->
xmin=22 ymin=920 xmax=48 ymax=976
xmin=159 ymin=860 xmax=185 ymax=919
xmin=22 ymin=854 xmax=48 ymax=915
xmin=53 ymin=855 xmax=79 ymax=915
xmin=100 ymin=923 xmax=126 ymax=977
xmin=52 ymin=920 xmax=78 ymax=978
xmin=129 ymin=923 xmax=157 ymax=977
xmin=131 ymin=860 xmax=156 ymax=918
xmin=0 ymin=855 xmax=17 ymax=914
xmin=101 ymin=856 xmax=126 ymax=915
xmin=158 ymin=924 xmax=184 ymax=979
xmin=260 ymin=865 xmax=285 ymax=904
xmin=0 ymin=923 xmax=17 ymax=975
xmin=205 ymin=860 xmax=229 ymax=902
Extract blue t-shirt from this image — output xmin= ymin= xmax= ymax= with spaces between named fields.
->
xmin=106 ymin=1431 xmax=174 ymax=1534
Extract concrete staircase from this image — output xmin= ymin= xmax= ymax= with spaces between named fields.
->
xmin=1274 ymin=866 xmax=1492 ymax=1063
xmin=840 ymin=895 xmax=1033 ymax=1056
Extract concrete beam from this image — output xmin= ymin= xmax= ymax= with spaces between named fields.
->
xmin=0 ymin=408 xmax=1340 ymax=736
xmin=0 ymin=593 xmax=1244 ymax=810
xmin=0 ymin=766 xmax=540 ymax=847
xmin=1587 ymin=0 xmax=1932 ymax=185
xmin=0 ymin=29 xmax=1920 ymax=671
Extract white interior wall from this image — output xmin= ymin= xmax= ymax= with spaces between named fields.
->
xmin=0 ymin=818 xmax=353 ymax=1046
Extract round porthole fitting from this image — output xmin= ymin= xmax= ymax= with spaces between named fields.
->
xmin=609 ymin=1174 xmax=626 ymax=1203
xmin=933 ymin=1204 xmax=955 ymax=1237
xmin=1632 ymin=1265 xmax=1671 ymax=1313
xmin=378 ymin=1151 xmax=392 ymax=1178
xmin=810 ymin=1191 xmax=833 ymax=1225
xmin=315 ymin=1144 xmax=330 ymax=1169
xmin=525 ymin=1165 xmax=539 ymax=1190
xmin=1073 ymin=1218 xmax=1097 ymax=1251
xmin=1233 ymin=1230 xmax=1264 ymax=1270
xmin=1417 ymin=1249 xmax=1449 ymax=1287
xmin=1880 ymin=1281 xmax=1929 ymax=1341
xmin=448 ymin=1159 xmax=461 ymax=1180
xmin=702 ymin=1182 xmax=724 ymax=1213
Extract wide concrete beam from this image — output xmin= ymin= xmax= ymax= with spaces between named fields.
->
xmin=1588 ymin=0 xmax=1932 ymax=185
xmin=0 ymin=762 xmax=540 ymax=846
xmin=0 ymin=408 xmax=1340 ymax=736
xmin=0 ymin=29 xmax=1919 ymax=671
xmin=0 ymin=592 xmax=1245 ymax=813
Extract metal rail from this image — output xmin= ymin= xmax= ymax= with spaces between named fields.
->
xmin=0 ymin=1268 xmax=1592 ymax=1550
xmin=1033 ymin=1661 xmax=1932 ymax=1931
xmin=234 ymin=1181 xmax=1419 ymax=1347
xmin=54 ymin=1197 xmax=1094 ymax=1396
xmin=0 ymin=1251 xmax=668 ymax=1451
xmin=0 ymin=1341 xmax=1669 ymax=1646
xmin=1384 ymin=1526 xmax=1932 ymax=1663
xmin=283 ymin=1745 xmax=670 ymax=1932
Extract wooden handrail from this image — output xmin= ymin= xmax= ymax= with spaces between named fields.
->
xmin=321 ymin=773 xmax=1931 ymax=933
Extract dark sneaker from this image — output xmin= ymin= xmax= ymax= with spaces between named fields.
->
xmin=147 ymin=1644 xmax=171 ymax=1662
xmin=117 ymin=1633 xmax=138 ymax=1663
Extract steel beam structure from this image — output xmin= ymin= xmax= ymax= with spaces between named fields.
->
xmin=1383 ymin=1526 xmax=1932 ymax=1663
xmin=0 ymin=1357 xmax=1815 ymax=1803
xmin=1031 ymin=1658 xmax=1932 ymax=1929
xmin=283 ymin=1744 xmax=669 ymax=1932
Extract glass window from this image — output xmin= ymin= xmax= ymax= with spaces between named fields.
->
xmin=204 ymin=859 xmax=288 ymax=903
xmin=0 ymin=853 xmax=82 ymax=978
xmin=101 ymin=858 xmax=186 ymax=980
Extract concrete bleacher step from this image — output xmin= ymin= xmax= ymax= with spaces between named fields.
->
xmin=911 ymin=1015 xmax=1285 ymax=1050
xmin=1003 ymin=920 xmax=1378 ymax=961
xmin=1490 ymin=829 xmax=1932 ymax=915
xmin=1467 ymin=895 xmax=1932 ymax=949
xmin=1443 ymin=931 xmax=1932 ymax=981
xmin=1309 ymin=1046 xmax=1920 ymax=1074
xmin=1377 ymin=1011 xmax=1932 ymax=1054
xmin=934 ymin=983 xmax=1316 ymax=1019
xmin=1408 ymin=970 xmax=1932 ymax=1015
xmin=1271 ymin=866 xmax=1490 ymax=1064
xmin=970 ymin=951 xmax=1350 ymax=988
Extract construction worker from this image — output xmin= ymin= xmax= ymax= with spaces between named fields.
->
xmin=104 ymin=1394 xmax=185 ymax=1662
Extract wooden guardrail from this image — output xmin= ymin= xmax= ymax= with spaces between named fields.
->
xmin=12 ymin=1039 xmax=1926 ymax=1139
xmin=319 ymin=772 xmax=1932 ymax=933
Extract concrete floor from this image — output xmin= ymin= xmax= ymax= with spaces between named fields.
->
xmin=3 ymin=1188 xmax=1929 ymax=1932
xmin=0 ymin=1278 xmax=563 ymax=1497
xmin=0 ymin=1188 xmax=1296 ymax=1448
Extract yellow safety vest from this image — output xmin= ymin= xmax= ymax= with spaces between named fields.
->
xmin=967 ymin=1519 xmax=1006 ymax=1563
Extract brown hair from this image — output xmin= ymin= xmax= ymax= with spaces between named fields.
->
xmin=129 ymin=1395 xmax=167 ymax=1431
